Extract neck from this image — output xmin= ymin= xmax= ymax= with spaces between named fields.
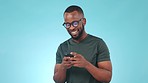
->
xmin=72 ymin=31 xmax=87 ymax=43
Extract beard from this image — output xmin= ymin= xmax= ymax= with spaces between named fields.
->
xmin=70 ymin=24 xmax=84 ymax=40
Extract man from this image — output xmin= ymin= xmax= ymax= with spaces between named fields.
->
xmin=53 ymin=5 xmax=112 ymax=83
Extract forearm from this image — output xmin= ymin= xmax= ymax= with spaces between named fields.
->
xmin=85 ymin=62 xmax=112 ymax=82
xmin=53 ymin=64 xmax=67 ymax=83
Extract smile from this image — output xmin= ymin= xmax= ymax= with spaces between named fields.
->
xmin=71 ymin=30 xmax=78 ymax=35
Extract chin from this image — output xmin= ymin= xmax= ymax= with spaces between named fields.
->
xmin=72 ymin=35 xmax=81 ymax=40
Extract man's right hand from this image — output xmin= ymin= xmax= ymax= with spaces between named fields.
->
xmin=53 ymin=57 xmax=73 ymax=83
xmin=61 ymin=56 xmax=73 ymax=69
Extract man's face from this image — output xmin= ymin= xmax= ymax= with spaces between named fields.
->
xmin=64 ymin=11 xmax=85 ymax=40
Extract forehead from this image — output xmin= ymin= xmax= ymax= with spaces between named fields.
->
xmin=64 ymin=11 xmax=82 ymax=22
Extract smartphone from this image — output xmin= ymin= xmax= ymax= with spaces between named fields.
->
xmin=65 ymin=54 xmax=74 ymax=57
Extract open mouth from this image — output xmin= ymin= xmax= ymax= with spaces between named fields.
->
xmin=71 ymin=30 xmax=78 ymax=36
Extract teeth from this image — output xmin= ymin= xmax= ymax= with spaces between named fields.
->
xmin=71 ymin=31 xmax=77 ymax=35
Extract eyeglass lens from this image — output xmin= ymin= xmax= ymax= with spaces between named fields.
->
xmin=64 ymin=21 xmax=79 ymax=28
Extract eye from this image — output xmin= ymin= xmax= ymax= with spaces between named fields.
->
xmin=63 ymin=23 xmax=70 ymax=28
xmin=72 ymin=21 xmax=79 ymax=27
xmin=66 ymin=23 xmax=71 ymax=28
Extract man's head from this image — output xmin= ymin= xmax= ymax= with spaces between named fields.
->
xmin=63 ymin=5 xmax=87 ymax=41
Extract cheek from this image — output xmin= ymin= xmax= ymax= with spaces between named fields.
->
xmin=78 ymin=24 xmax=83 ymax=31
xmin=67 ymin=29 xmax=72 ymax=34
xmin=67 ymin=29 xmax=70 ymax=32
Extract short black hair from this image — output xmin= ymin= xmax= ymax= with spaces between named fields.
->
xmin=64 ymin=5 xmax=84 ymax=16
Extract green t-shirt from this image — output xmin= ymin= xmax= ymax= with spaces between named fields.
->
xmin=56 ymin=34 xmax=110 ymax=83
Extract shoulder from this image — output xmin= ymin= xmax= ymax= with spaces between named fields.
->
xmin=88 ymin=34 xmax=104 ymax=43
xmin=59 ymin=38 xmax=71 ymax=48
xmin=87 ymin=34 xmax=108 ymax=48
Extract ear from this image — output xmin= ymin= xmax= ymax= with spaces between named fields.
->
xmin=82 ymin=18 xmax=86 ymax=25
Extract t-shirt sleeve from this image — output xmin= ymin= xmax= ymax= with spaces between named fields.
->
xmin=97 ymin=39 xmax=110 ymax=62
xmin=56 ymin=45 xmax=63 ymax=64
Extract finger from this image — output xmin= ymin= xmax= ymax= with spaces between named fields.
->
xmin=70 ymin=60 xmax=80 ymax=64
xmin=63 ymin=63 xmax=72 ymax=69
xmin=71 ymin=61 xmax=84 ymax=68
xmin=70 ymin=52 xmax=77 ymax=56
xmin=70 ymin=52 xmax=81 ymax=58
xmin=63 ymin=57 xmax=71 ymax=61
xmin=63 ymin=61 xmax=71 ymax=64
xmin=66 ymin=65 xmax=72 ymax=69
xmin=73 ymin=64 xmax=80 ymax=67
xmin=74 ymin=54 xmax=82 ymax=59
xmin=62 ymin=61 xmax=72 ymax=68
xmin=63 ymin=59 xmax=72 ymax=64
xmin=65 ymin=63 xmax=72 ymax=67
xmin=70 ymin=57 xmax=79 ymax=61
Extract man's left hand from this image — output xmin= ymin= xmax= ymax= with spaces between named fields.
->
xmin=70 ymin=52 xmax=89 ymax=68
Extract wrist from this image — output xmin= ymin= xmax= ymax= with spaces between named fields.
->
xmin=61 ymin=64 xmax=67 ymax=71
xmin=84 ymin=61 xmax=91 ymax=69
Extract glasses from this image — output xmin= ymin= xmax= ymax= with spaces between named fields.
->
xmin=63 ymin=18 xmax=83 ymax=29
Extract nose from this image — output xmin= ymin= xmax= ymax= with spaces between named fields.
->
xmin=69 ymin=25 xmax=75 ymax=30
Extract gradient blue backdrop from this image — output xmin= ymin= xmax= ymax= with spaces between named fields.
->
xmin=0 ymin=0 xmax=148 ymax=83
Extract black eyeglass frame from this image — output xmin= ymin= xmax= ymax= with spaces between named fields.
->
xmin=62 ymin=18 xmax=84 ymax=29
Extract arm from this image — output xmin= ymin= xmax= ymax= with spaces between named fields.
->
xmin=85 ymin=61 xmax=112 ymax=83
xmin=53 ymin=57 xmax=73 ymax=83
xmin=70 ymin=52 xmax=112 ymax=83
xmin=53 ymin=64 xmax=67 ymax=83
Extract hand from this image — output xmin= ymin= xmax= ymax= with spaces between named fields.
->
xmin=70 ymin=52 xmax=89 ymax=68
xmin=61 ymin=56 xmax=73 ymax=69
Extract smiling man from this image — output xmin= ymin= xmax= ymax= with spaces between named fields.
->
xmin=53 ymin=5 xmax=112 ymax=83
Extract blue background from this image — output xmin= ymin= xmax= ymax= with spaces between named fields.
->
xmin=0 ymin=0 xmax=148 ymax=83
